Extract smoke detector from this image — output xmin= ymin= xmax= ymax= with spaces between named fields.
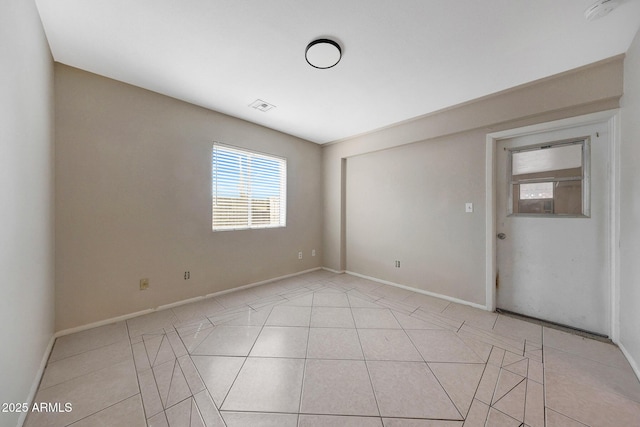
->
xmin=584 ymin=0 xmax=620 ymax=22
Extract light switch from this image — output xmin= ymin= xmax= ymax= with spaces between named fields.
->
xmin=465 ymin=203 xmax=473 ymax=213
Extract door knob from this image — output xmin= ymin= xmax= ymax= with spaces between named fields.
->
xmin=497 ymin=233 xmax=507 ymax=240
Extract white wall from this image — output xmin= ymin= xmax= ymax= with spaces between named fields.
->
xmin=619 ymin=28 xmax=640 ymax=375
xmin=323 ymin=57 xmax=623 ymax=306
xmin=0 ymin=1 xmax=55 ymax=426
xmin=55 ymin=65 xmax=323 ymax=331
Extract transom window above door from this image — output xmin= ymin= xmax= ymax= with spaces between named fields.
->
xmin=508 ymin=138 xmax=590 ymax=217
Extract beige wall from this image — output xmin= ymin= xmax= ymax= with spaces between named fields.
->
xmin=323 ymin=57 xmax=623 ymax=305
xmin=346 ymin=131 xmax=486 ymax=303
xmin=55 ymin=65 xmax=323 ymax=331
xmin=0 ymin=0 xmax=55 ymax=425
xmin=620 ymin=28 xmax=640 ymax=375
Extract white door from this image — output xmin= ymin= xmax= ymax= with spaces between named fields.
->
xmin=496 ymin=121 xmax=610 ymax=336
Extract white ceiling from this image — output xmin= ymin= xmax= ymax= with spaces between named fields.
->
xmin=35 ymin=0 xmax=640 ymax=144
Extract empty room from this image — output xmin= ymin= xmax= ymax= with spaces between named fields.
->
xmin=3 ymin=0 xmax=640 ymax=426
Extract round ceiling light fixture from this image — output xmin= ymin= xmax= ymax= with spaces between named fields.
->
xmin=305 ymin=39 xmax=342 ymax=69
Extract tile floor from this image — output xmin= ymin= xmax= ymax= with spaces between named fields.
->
xmin=23 ymin=270 xmax=640 ymax=427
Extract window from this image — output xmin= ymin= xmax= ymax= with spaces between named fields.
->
xmin=212 ymin=143 xmax=286 ymax=231
xmin=508 ymin=139 xmax=589 ymax=216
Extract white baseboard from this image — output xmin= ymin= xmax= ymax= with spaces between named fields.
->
xmin=345 ymin=271 xmax=487 ymax=311
xmin=17 ymin=334 xmax=56 ymax=427
xmin=55 ymin=267 xmax=322 ymax=338
xmin=202 ymin=267 xmax=321 ymax=299
xmin=618 ymin=342 xmax=640 ymax=382
xmin=322 ymin=267 xmax=345 ymax=274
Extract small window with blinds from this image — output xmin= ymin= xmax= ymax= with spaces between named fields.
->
xmin=212 ymin=143 xmax=287 ymax=231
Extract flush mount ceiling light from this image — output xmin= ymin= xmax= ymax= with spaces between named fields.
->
xmin=305 ymin=39 xmax=342 ymax=69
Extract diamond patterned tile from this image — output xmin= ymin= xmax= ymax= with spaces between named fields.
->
xmin=348 ymin=294 xmax=383 ymax=308
xmin=127 ymin=311 xmax=178 ymax=338
xmin=441 ymin=303 xmax=498 ymax=331
xmin=249 ymin=326 xmax=309 ymax=358
xmin=412 ymin=309 xmax=463 ymax=331
xmin=352 ymin=308 xmax=402 ymax=329
xmin=191 ymin=355 xmax=245 ymax=407
xmin=68 ymin=394 xmax=146 ymax=427
xmin=25 ymin=360 xmax=139 ymax=427
xmin=300 ymin=359 xmax=378 ymax=416
xmin=457 ymin=334 xmax=493 ymax=362
xmin=145 ymin=334 xmax=176 ymax=367
xmin=383 ymin=419 xmax=463 ymax=427
xmin=525 ymin=379 xmax=544 ymax=427
xmin=49 ymin=322 xmax=129 ymax=362
xmin=492 ymin=378 xmax=526 ymax=422
xmin=358 ymin=329 xmax=422 ymax=361
xmin=193 ymin=389 xmax=226 ymax=427
xmin=374 ymin=298 xmax=419 ymax=315
xmin=265 ymin=305 xmax=312 ymax=327
xmin=457 ymin=324 xmax=524 ymax=355
xmin=545 ymin=408 xmax=588 ymax=426
xmin=502 ymin=357 xmax=528 ymax=377
xmin=543 ymin=327 xmax=632 ymax=370
xmin=147 ymin=412 xmax=169 ymax=427
xmin=138 ymin=367 xmax=163 ymax=418
xmin=307 ymin=327 xmax=364 ymax=360
xmin=222 ymin=357 xmax=305 ymax=413
xmin=367 ymin=360 xmax=461 ymax=419
xmin=475 ymin=364 xmax=500 ymax=405
xmin=223 ymin=411 xmax=298 ymax=426
xmin=487 ymin=347 xmax=506 ymax=367
xmin=492 ymin=369 xmax=525 ymax=405
xmin=281 ymin=293 xmax=314 ymax=306
xmin=402 ymin=292 xmax=451 ymax=313
xmin=391 ymin=311 xmax=444 ymax=330
xmin=220 ymin=307 xmax=271 ymax=326
xmin=26 ymin=271 xmax=640 ymax=427
xmin=429 ymin=363 xmax=484 ymax=416
xmin=544 ymin=346 xmax=640 ymax=426
xmin=310 ymin=306 xmax=355 ymax=328
xmin=190 ymin=325 xmax=261 ymax=356
xmin=177 ymin=355 xmax=206 ymax=395
xmin=313 ymin=291 xmax=350 ymax=307
xmin=299 ymin=414 xmax=383 ymax=426
xmin=39 ymin=339 xmax=132 ymax=389
xmin=153 ymin=358 xmax=191 ymax=409
xmin=493 ymin=315 xmax=542 ymax=344
xmin=463 ymin=399 xmax=490 ymax=427
xmin=485 ymin=408 xmax=522 ymax=426
xmin=406 ymin=330 xmax=484 ymax=363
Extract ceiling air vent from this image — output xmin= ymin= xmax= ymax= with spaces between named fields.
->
xmin=249 ymin=99 xmax=276 ymax=112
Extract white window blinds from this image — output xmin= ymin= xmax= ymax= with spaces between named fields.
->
xmin=212 ymin=144 xmax=287 ymax=231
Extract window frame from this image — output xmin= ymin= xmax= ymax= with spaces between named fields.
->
xmin=507 ymin=137 xmax=591 ymax=218
xmin=211 ymin=142 xmax=287 ymax=232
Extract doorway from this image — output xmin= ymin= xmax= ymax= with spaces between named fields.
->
xmin=485 ymin=111 xmax=620 ymax=338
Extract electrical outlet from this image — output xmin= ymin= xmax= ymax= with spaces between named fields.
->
xmin=298 ymin=251 xmax=303 ymax=260
xmin=184 ymin=271 xmax=190 ymax=280
xmin=140 ymin=278 xmax=149 ymax=290
xmin=394 ymin=260 xmax=401 ymax=268
xmin=312 ymin=249 xmax=316 ymax=257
